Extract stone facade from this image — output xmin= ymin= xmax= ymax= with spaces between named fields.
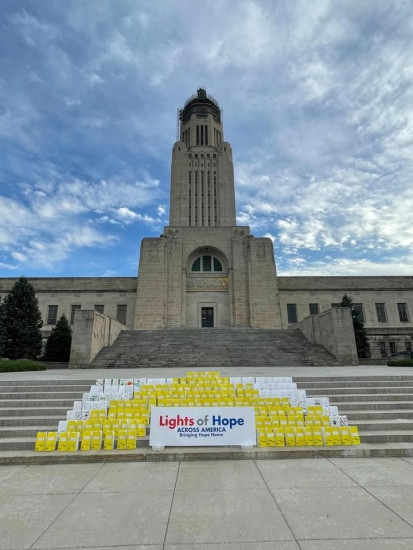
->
xmin=0 ymin=277 xmax=136 ymax=339
xmin=1 ymin=89 xmax=412 ymax=360
xmin=278 ymin=276 xmax=413 ymax=359
xmin=135 ymin=88 xmax=280 ymax=330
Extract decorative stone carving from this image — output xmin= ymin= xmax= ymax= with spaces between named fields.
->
xmin=187 ymin=277 xmax=228 ymax=291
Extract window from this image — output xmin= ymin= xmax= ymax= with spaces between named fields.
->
xmin=213 ymin=257 xmax=223 ymax=271
xmin=375 ymin=303 xmax=387 ymax=323
xmin=405 ymin=342 xmax=411 ymax=352
xmin=389 ymin=342 xmax=396 ymax=355
xmin=397 ymin=303 xmax=409 ymax=322
xmin=116 ymin=305 xmax=127 ymax=325
xmin=94 ymin=305 xmax=104 ymax=314
xmin=331 ymin=303 xmax=341 ymax=308
xmin=353 ymin=303 xmax=365 ymax=323
xmin=379 ymin=342 xmax=386 ymax=357
xmin=192 ymin=257 xmax=201 ymax=271
xmin=191 ymin=255 xmax=223 ymax=272
xmin=70 ymin=304 xmax=81 ymax=324
xmin=203 ymin=255 xmax=211 ymax=271
xmin=309 ymin=303 xmax=319 ymax=316
xmin=47 ymin=305 xmax=58 ymax=325
xmin=287 ymin=304 xmax=297 ymax=323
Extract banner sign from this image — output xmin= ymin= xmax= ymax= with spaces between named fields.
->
xmin=149 ymin=407 xmax=256 ymax=447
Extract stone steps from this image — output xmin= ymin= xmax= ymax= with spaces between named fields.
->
xmin=0 ymin=407 xmax=72 ymax=417
xmin=1 ymin=375 xmax=413 ymax=461
xmin=0 ymin=416 xmax=63 ymax=426
xmin=306 ymin=387 xmax=413 ymax=395
xmin=91 ymin=328 xmax=340 ymax=369
xmin=343 ymin=410 xmax=413 ymax=420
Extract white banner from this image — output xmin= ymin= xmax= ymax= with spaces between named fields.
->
xmin=150 ymin=407 xmax=256 ymax=447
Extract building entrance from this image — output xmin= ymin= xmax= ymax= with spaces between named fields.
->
xmin=201 ymin=307 xmax=214 ymax=327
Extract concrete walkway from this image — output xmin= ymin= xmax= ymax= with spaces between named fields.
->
xmin=1 ymin=457 xmax=413 ymax=549
xmin=1 ymin=363 xmax=412 ymax=381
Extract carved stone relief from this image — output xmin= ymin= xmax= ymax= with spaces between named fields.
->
xmin=187 ymin=277 xmax=228 ymax=291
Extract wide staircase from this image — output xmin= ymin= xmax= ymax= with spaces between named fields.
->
xmin=91 ymin=328 xmax=340 ymax=369
xmin=1 ymin=374 xmax=413 ymax=460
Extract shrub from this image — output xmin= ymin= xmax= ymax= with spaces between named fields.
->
xmin=0 ymin=359 xmax=46 ymax=372
xmin=387 ymin=359 xmax=413 ymax=367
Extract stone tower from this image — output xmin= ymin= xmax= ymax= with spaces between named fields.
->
xmin=135 ymin=88 xmax=282 ymax=329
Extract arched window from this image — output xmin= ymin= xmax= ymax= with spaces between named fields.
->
xmin=191 ymin=255 xmax=223 ymax=272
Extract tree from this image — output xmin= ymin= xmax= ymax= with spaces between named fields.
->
xmin=2 ymin=277 xmax=43 ymax=360
xmin=340 ymin=294 xmax=370 ymax=358
xmin=43 ymin=314 xmax=72 ymax=362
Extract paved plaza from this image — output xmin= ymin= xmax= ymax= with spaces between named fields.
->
xmin=1 ymin=457 xmax=413 ymax=549
xmin=0 ymin=363 xmax=410 ymax=382
xmin=2 ymin=365 xmax=413 ymax=548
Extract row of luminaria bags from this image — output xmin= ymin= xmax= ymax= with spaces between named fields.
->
xmin=35 ymin=372 xmax=360 ymax=451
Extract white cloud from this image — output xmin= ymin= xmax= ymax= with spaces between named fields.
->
xmin=280 ymin=257 xmax=413 ymax=277
xmin=117 ymin=207 xmax=138 ymax=220
xmin=1 ymin=1 xmax=413 ymax=276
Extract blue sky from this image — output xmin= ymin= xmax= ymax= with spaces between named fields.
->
xmin=1 ymin=0 xmax=413 ymax=278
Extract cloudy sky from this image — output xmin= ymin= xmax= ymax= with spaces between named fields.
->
xmin=1 ymin=0 xmax=413 ymax=278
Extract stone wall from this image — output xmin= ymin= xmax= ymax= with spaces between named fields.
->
xmin=69 ymin=310 xmax=126 ymax=367
xmin=294 ymin=307 xmax=358 ymax=365
xmin=0 ymin=277 xmax=137 ymax=336
xmin=248 ymin=238 xmax=282 ymax=329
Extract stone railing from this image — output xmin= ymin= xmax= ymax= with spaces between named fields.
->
xmin=69 ymin=310 xmax=126 ymax=368
xmin=293 ymin=307 xmax=358 ymax=365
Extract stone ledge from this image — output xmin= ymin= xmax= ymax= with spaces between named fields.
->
xmin=1 ymin=443 xmax=413 ymax=465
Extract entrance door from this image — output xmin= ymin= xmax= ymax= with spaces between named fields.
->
xmin=201 ymin=307 xmax=214 ymax=327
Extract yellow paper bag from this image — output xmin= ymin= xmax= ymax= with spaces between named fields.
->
xmin=80 ymin=430 xmax=92 ymax=451
xmin=127 ymin=430 xmax=137 ymax=449
xmin=332 ymin=428 xmax=342 ymax=446
xmin=103 ymin=431 xmax=115 ymax=450
xmin=323 ymin=428 xmax=334 ymax=446
xmin=257 ymin=431 xmax=267 ymax=447
xmin=117 ymin=429 xmax=128 ymax=450
xmin=91 ymin=430 xmax=102 ymax=450
xmin=57 ymin=432 xmax=69 ymax=452
xmin=312 ymin=428 xmax=323 ymax=446
xmin=340 ymin=427 xmax=352 ymax=445
xmin=266 ymin=431 xmax=276 ymax=447
xmin=295 ymin=428 xmax=305 ymax=446
xmin=67 ymin=420 xmax=77 ymax=432
xmin=350 ymin=426 xmax=361 ymax=445
xmin=304 ymin=429 xmax=314 ymax=446
xmin=67 ymin=432 xmax=80 ymax=452
xmin=285 ymin=428 xmax=296 ymax=447
xmin=34 ymin=432 xmax=47 ymax=452
xmin=275 ymin=429 xmax=285 ymax=446
xmin=45 ymin=431 xmax=58 ymax=452
xmin=137 ymin=425 xmax=146 ymax=438
xmin=84 ymin=420 xmax=94 ymax=432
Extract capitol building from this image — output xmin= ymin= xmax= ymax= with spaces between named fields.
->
xmin=1 ymin=89 xmax=412 ymax=362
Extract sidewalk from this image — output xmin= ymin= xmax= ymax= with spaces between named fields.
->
xmin=1 ymin=363 xmax=412 ymax=381
xmin=1 ymin=457 xmax=413 ymax=549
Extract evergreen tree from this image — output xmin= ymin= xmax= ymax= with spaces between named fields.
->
xmin=2 ymin=277 xmax=43 ymax=360
xmin=43 ymin=314 xmax=72 ymax=362
xmin=340 ymin=294 xmax=370 ymax=358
